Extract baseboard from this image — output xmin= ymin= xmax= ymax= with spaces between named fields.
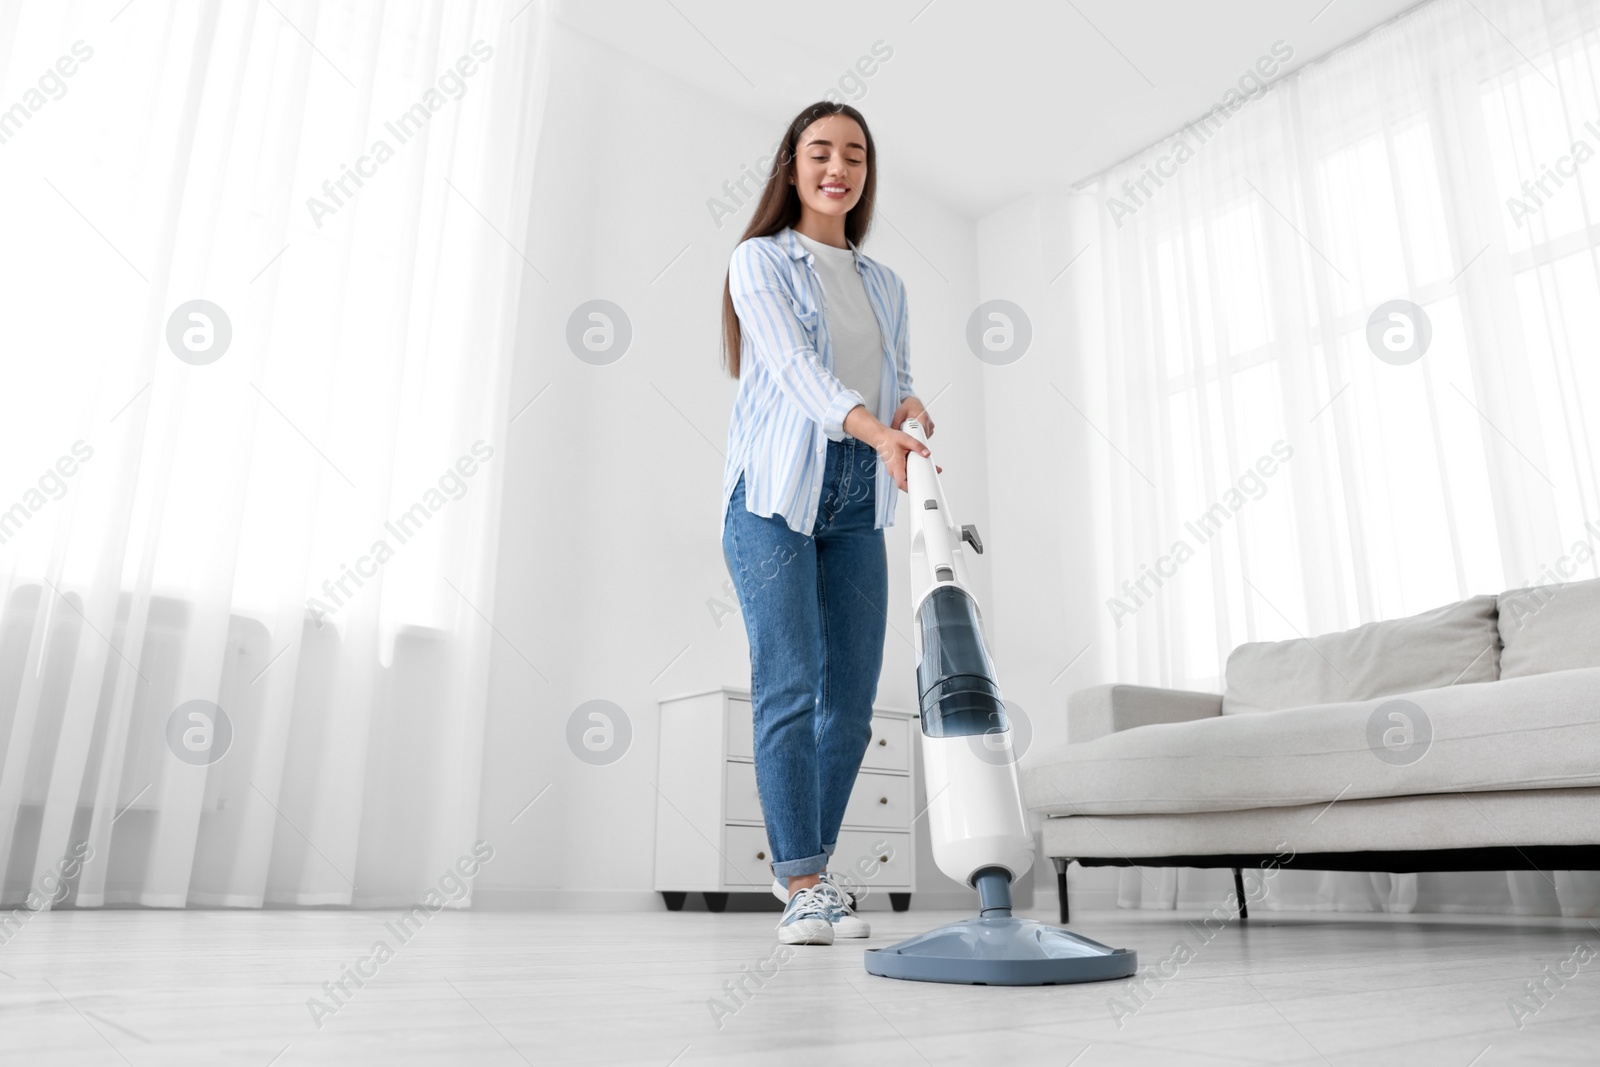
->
xmin=472 ymin=889 xmax=925 ymax=911
xmin=471 ymin=885 xmax=1043 ymax=912
xmin=472 ymin=888 xmax=665 ymax=911
xmin=1062 ymin=885 xmax=1121 ymax=912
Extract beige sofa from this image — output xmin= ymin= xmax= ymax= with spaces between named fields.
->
xmin=1023 ymin=577 xmax=1600 ymax=921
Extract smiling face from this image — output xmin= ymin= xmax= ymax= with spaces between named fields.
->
xmin=789 ymin=113 xmax=868 ymax=222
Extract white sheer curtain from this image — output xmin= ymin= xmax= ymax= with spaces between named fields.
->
xmin=0 ymin=0 xmax=553 ymax=908
xmin=1083 ymin=0 xmax=1600 ymax=914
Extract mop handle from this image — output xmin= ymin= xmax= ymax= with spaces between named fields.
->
xmin=901 ymin=417 xmax=935 ymax=497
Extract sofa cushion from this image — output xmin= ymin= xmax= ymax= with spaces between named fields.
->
xmin=1221 ymin=594 xmax=1499 ymax=715
xmin=1067 ymin=684 xmax=1222 ymax=744
xmin=1499 ymin=577 xmax=1600 ymax=678
xmin=1023 ymin=666 xmax=1600 ymax=816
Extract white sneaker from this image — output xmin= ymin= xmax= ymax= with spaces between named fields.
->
xmin=814 ymin=880 xmax=870 ymax=939
xmin=776 ymin=886 xmax=834 ymax=946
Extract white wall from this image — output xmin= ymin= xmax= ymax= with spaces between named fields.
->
xmin=473 ymin=22 xmax=994 ymax=909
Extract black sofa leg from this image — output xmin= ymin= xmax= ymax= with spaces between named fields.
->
xmin=1233 ymin=867 xmax=1248 ymax=920
xmin=1053 ymin=857 xmax=1070 ymax=924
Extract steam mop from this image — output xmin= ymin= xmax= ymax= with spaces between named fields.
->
xmin=862 ymin=418 xmax=1138 ymax=985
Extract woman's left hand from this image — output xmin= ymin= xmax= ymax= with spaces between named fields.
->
xmin=891 ymin=396 xmax=933 ymax=437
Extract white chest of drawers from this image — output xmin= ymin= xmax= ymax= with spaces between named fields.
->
xmin=652 ymin=685 xmax=918 ymax=912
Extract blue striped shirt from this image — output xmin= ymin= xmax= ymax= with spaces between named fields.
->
xmin=722 ymin=226 xmax=914 ymax=538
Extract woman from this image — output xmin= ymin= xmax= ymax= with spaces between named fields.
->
xmin=720 ymin=101 xmax=936 ymax=946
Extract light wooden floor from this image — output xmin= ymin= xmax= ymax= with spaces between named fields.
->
xmin=3 ymin=904 xmax=1598 ymax=1065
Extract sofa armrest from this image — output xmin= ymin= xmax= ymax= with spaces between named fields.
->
xmin=1067 ymin=684 xmax=1223 ymax=744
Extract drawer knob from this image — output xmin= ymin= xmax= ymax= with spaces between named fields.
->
xmin=756 ymin=851 xmax=766 ymax=860
xmin=878 ymin=738 xmax=887 ymax=746
xmin=878 ymin=797 xmax=888 ymax=805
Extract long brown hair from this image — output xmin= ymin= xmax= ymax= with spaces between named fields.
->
xmin=721 ymin=101 xmax=878 ymax=378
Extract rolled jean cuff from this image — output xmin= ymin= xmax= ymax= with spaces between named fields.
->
xmin=823 ymin=840 xmax=837 ymax=857
xmin=771 ymin=850 xmax=829 ymax=878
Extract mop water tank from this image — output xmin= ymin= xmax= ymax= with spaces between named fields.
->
xmin=914 ymin=584 xmax=1011 ymax=741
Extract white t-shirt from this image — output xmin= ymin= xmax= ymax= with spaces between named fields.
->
xmin=793 ymin=230 xmax=883 ymax=419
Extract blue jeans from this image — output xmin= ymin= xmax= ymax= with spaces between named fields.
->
xmin=721 ymin=437 xmax=888 ymax=879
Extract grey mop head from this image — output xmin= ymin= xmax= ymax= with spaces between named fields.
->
xmin=863 ymin=867 xmax=1137 ymax=985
